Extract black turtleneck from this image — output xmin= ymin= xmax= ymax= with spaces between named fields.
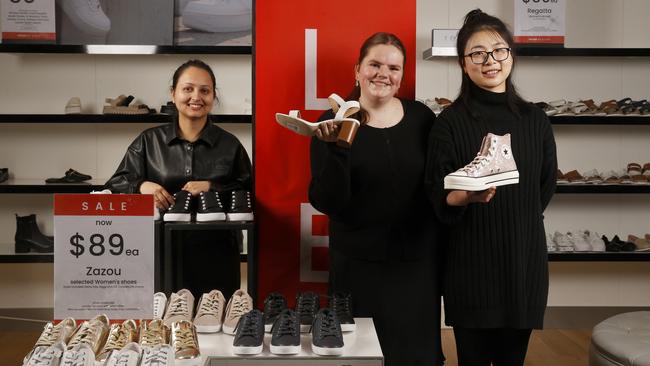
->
xmin=425 ymin=83 xmax=558 ymax=329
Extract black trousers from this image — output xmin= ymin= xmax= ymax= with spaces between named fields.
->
xmin=453 ymin=327 xmax=532 ymax=366
xmin=173 ymin=230 xmax=241 ymax=300
xmin=329 ymin=246 xmax=444 ymax=366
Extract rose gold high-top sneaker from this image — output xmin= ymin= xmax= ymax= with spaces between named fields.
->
xmin=444 ymin=133 xmax=519 ymax=191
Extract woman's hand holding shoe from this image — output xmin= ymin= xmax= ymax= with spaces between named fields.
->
xmin=446 ymin=187 xmax=496 ymax=206
xmin=314 ymin=121 xmax=339 ymax=143
xmin=140 ymin=181 xmax=174 ymax=210
xmin=183 ymin=181 xmax=211 ymax=196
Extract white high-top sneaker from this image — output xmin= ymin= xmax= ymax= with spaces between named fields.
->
xmin=183 ymin=0 xmax=252 ymax=32
xmin=57 ymin=0 xmax=111 ymax=36
xmin=444 ymin=133 xmax=519 ymax=191
xmin=153 ymin=292 xmax=168 ymax=320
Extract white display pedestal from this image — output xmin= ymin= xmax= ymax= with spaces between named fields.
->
xmin=196 ymin=318 xmax=383 ymax=366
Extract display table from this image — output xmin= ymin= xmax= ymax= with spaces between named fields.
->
xmin=195 ymin=318 xmax=383 ymax=366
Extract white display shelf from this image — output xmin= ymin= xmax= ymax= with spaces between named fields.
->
xmin=196 ymin=318 xmax=383 ymax=366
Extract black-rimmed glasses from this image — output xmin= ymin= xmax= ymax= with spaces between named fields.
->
xmin=464 ymin=47 xmax=511 ymax=64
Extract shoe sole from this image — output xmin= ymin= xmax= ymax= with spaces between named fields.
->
xmin=270 ymin=344 xmax=300 ymax=355
xmin=233 ymin=344 xmax=262 ymax=355
xmin=196 ymin=212 xmax=226 ymax=222
xmin=195 ymin=324 xmax=222 ymax=333
xmin=222 ymin=324 xmax=237 ymax=335
xmin=311 ymin=343 xmax=344 ymax=356
xmin=227 ymin=213 xmax=254 ymax=221
xmin=163 ymin=213 xmax=191 ymax=222
xmin=444 ymin=171 xmax=519 ymax=191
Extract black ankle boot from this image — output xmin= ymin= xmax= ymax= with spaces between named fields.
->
xmin=15 ymin=214 xmax=54 ymax=253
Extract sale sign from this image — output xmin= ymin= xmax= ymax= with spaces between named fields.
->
xmin=53 ymin=194 xmax=154 ymax=320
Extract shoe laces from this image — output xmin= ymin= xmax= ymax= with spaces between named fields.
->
xmin=35 ymin=323 xmax=60 ymax=346
xmin=27 ymin=347 xmax=61 ymax=366
xmin=62 ymin=350 xmax=88 ymax=366
xmin=166 ymin=294 xmax=190 ymax=318
xmin=330 ymin=296 xmax=351 ymax=317
xmin=140 ymin=329 xmax=164 ymax=347
xmin=460 ymin=152 xmax=493 ymax=174
xmin=197 ymin=295 xmax=221 ymax=316
xmin=264 ymin=295 xmax=285 ymax=317
xmin=172 ymin=326 xmax=198 ymax=352
xmin=142 ymin=347 xmax=170 ymax=366
xmin=296 ymin=294 xmax=318 ymax=315
xmin=315 ymin=312 xmax=339 ymax=339
xmin=103 ymin=325 xmax=131 ymax=351
xmin=229 ymin=297 xmax=250 ymax=318
xmin=238 ymin=312 xmax=262 ymax=337
xmin=275 ymin=312 xmax=298 ymax=337
xmin=67 ymin=323 xmax=98 ymax=348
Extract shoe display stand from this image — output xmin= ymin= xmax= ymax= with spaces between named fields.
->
xmin=424 ymin=46 xmax=650 ymax=263
xmin=198 ymin=318 xmax=382 ymax=366
xmin=162 ymin=221 xmax=257 ymax=300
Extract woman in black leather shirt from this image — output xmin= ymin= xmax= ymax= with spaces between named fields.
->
xmin=106 ymin=59 xmax=251 ymax=299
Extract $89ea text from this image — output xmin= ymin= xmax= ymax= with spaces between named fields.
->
xmin=69 ymin=233 xmax=139 ymax=258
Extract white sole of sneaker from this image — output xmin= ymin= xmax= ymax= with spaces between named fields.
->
xmin=195 ymin=212 xmax=226 ymax=222
xmin=195 ymin=324 xmax=222 ymax=333
xmin=444 ymin=170 xmax=519 ymax=191
xmin=163 ymin=213 xmax=191 ymax=222
xmin=182 ymin=12 xmax=251 ymax=33
xmin=340 ymin=323 xmax=356 ymax=332
xmin=270 ymin=344 xmax=301 ymax=355
xmin=65 ymin=106 xmax=81 ymax=114
xmin=233 ymin=344 xmax=262 ymax=355
xmin=312 ymin=344 xmax=344 ymax=356
xmin=227 ymin=213 xmax=254 ymax=221
xmin=222 ymin=324 xmax=236 ymax=335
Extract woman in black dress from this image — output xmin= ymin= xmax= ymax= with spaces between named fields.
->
xmin=309 ymin=32 xmax=443 ymax=366
xmin=426 ymin=10 xmax=557 ymax=366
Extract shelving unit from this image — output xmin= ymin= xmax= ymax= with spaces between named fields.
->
xmin=550 ymin=116 xmax=650 ymax=126
xmin=0 ymin=44 xmax=252 ymax=55
xmin=0 ymin=114 xmax=251 ymax=124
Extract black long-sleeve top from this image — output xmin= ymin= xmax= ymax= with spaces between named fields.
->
xmin=425 ymin=83 xmax=557 ymax=329
xmin=105 ymin=120 xmax=251 ymax=194
xmin=309 ymin=99 xmax=438 ymax=261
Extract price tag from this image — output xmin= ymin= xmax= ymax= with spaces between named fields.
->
xmin=54 ymin=194 xmax=153 ymax=320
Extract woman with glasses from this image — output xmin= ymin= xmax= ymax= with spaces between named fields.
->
xmin=425 ymin=9 xmax=557 ymax=366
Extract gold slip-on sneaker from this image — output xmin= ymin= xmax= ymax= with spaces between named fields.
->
xmin=139 ymin=319 xmax=169 ymax=347
xmin=96 ymin=319 xmax=138 ymax=362
xmin=66 ymin=314 xmax=110 ymax=355
xmin=171 ymin=320 xmax=201 ymax=360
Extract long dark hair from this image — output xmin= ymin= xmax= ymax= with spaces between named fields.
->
xmin=455 ymin=9 xmax=528 ymax=116
xmin=346 ymin=32 xmax=406 ymax=123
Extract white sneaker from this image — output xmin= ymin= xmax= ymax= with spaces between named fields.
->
xmin=24 ymin=318 xmax=77 ymax=365
xmin=567 ymin=231 xmax=591 ymax=251
xmin=546 ymin=233 xmax=556 ymax=252
xmin=153 ymin=292 xmax=168 ymax=320
xmin=103 ymin=342 xmax=142 ymax=366
xmin=585 ymin=230 xmax=605 ymax=251
xmin=140 ymin=345 xmax=174 ymax=366
xmin=552 ymin=231 xmax=574 ymax=252
xmin=60 ymin=344 xmax=94 ymax=366
xmin=194 ymin=290 xmax=226 ymax=333
xmin=57 ymin=0 xmax=111 ymax=36
xmin=163 ymin=289 xmax=195 ymax=326
xmin=182 ymin=0 xmax=252 ymax=33
xmin=90 ymin=189 xmax=111 ymax=194
xmin=25 ymin=342 xmax=65 ymax=366
xmin=65 ymin=98 xmax=81 ymax=114
xmin=444 ymin=133 xmax=519 ymax=191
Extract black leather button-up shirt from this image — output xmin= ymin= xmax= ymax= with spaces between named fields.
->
xmin=105 ymin=120 xmax=251 ymax=194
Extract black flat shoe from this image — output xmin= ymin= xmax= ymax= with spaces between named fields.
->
xmin=602 ymin=235 xmax=621 ymax=252
xmin=45 ymin=169 xmax=92 ymax=183
xmin=612 ymin=235 xmax=637 ymax=252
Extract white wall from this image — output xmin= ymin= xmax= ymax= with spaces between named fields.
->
xmin=417 ymin=0 xmax=650 ymax=306
xmin=0 ymin=54 xmax=252 ymax=308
